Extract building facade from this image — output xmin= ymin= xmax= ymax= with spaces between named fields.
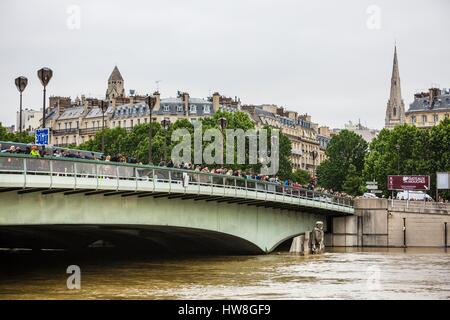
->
xmin=241 ymin=104 xmax=323 ymax=175
xmin=385 ymin=46 xmax=406 ymax=128
xmin=15 ymin=108 xmax=42 ymax=133
xmin=405 ymin=88 xmax=450 ymax=128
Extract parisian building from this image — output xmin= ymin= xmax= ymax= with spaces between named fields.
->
xmin=241 ymin=104 xmax=326 ymax=175
xmin=405 ymin=88 xmax=450 ymax=128
xmin=15 ymin=108 xmax=42 ymax=133
xmin=43 ymin=67 xmax=240 ymax=146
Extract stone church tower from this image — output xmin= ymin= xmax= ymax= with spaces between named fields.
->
xmin=106 ymin=66 xmax=125 ymax=100
xmin=385 ymin=46 xmax=405 ymax=128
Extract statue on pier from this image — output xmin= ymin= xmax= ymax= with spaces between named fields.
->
xmin=310 ymin=221 xmax=325 ymax=254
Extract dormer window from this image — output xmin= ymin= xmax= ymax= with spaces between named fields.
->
xmin=177 ymin=105 xmax=183 ymax=112
xmin=163 ymin=105 xmax=170 ymax=112
xmin=190 ymin=105 xmax=197 ymax=113
xmin=203 ymin=105 xmax=211 ymax=114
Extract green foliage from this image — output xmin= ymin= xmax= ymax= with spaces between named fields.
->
xmin=292 ymin=169 xmax=311 ymax=185
xmin=316 ymin=130 xmax=368 ymax=192
xmin=342 ymin=164 xmax=364 ymax=196
xmin=0 ymin=123 xmax=34 ymax=144
xmin=75 ymin=111 xmax=293 ymax=178
xmin=364 ymin=119 xmax=450 ymax=199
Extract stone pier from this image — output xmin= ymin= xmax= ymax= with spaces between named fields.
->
xmin=328 ymin=198 xmax=450 ymax=248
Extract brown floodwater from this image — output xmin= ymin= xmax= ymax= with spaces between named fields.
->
xmin=0 ymin=248 xmax=449 ymax=300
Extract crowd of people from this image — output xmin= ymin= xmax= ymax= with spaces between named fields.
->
xmin=1 ymin=143 xmax=353 ymax=200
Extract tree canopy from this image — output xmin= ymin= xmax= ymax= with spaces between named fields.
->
xmin=316 ymin=129 xmax=368 ymax=194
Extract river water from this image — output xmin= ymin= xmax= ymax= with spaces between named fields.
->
xmin=0 ymin=248 xmax=449 ymax=300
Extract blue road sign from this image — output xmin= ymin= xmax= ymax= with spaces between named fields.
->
xmin=35 ymin=128 xmax=50 ymax=145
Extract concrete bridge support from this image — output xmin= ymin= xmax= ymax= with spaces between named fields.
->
xmin=328 ymin=198 xmax=450 ymax=248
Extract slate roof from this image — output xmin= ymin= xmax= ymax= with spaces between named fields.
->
xmin=407 ymin=92 xmax=450 ymax=113
xmin=108 ymin=66 xmax=123 ymax=81
xmin=58 ymin=106 xmax=85 ymax=120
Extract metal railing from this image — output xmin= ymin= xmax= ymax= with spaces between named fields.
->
xmin=0 ymin=153 xmax=354 ymax=208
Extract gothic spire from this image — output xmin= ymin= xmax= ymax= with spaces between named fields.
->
xmin=385 ymin=45 xmax=405 ymax=128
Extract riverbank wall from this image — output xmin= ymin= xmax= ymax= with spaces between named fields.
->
xmin=328 ymin=198 xmax=450 ymax=248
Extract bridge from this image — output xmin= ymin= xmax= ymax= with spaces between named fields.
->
xmin=0 ymin=153 xmax=354 ymax=254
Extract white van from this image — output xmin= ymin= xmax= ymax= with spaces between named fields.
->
xmin=396 ymin=190 xmax=433 ymax=201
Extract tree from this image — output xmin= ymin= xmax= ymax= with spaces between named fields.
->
xmin=292 ymin=169 xmax=311 ymax=185
xmin=0 ymin=123 xmax=34 ymax=143
xmin=364 ymin=120 xmax=450 ymax=199
xmin=342 ymin=164 xmax=364 ymax=196
xmin=317 ymin=130 xmax=368 ymax=191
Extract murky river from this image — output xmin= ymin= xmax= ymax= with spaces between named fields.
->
xmin=0 ymin=248 xmax=449 ymax=299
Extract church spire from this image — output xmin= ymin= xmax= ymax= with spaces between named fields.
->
xmin=385 ymin=45 xmax=405 ymax=128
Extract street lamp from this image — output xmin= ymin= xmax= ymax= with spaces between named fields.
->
xmin=37 ymin=67 xmax=53 ymax=128
xmin=100 ymin=100 xmax=108 ymax=155
xmin=147 ymin=95 xmax=157 ymax=164
xmin=218 ymin=117 xmax=227 ymax=131
xmin=161 ymin=118 xmax=171 ymax=162
xmin=14 ymin=76 xmax=28 ymax=133
xmin=310 ymin=150 xmax=318 ymax=180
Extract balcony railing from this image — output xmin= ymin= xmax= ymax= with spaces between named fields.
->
xmin=0 ymin=153 xmax=354 ymax=210
xmin=52 ymin=128 xmax=79 ymax=135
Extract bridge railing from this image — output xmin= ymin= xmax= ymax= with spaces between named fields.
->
xmin=0 ymin=153 xmax=354 ymax=208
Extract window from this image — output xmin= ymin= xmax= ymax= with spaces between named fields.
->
xmin=177 ymin=105 xmax=183 ymax=112
xmin=163 ymin=105 xmax=170 ymax=112
xmin=204 ymin=105 xmax=211 ymax=114
xmin=137 ymin=119 xmax=140 ymax=125
xmin=131 ymin=120 xmax=134 ymax=127
xmin=433 ymin=114 xmax=439 ymax=123
xmin=393 ymin=107 xmax=397 ymax=117
xmin=422 ymin=115 xmax=427 ymax=123
xmin=190 ymin=105 xmax=197 ymax=113
xmin=445 ymin=114 xmax=449 ymax=119
xmin=411 ymin=116 xmax=416 ymax=124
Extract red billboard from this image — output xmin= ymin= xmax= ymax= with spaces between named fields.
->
xmin=387 ymin=175 xmax=430 ymax=191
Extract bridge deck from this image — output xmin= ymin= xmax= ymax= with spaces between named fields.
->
xmin=0 ymin=154 xmax=354 ymax=215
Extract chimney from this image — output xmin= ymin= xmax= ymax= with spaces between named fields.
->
xmin=153 ymin=91 xmax=161 ymax=111
xmin=183 ymin=92 xmax=190 ymax=116
xmin=212 ymin=92 xmax=220 ymax=112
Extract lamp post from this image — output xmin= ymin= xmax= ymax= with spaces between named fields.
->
xmin=396 ymin=144 xmax=401 ymax=174
xmin=100 ymin=100 xmax=108 ymax=155
xmin=161 ymin=118 xmax=171 ymax=162
xmin=218 ymin=117 xmax=227 ymax=131
xmin=147 ymin=95 xmax=157 ymax=164
xmin=14 ymin=76 xmax=28 ymax=133
xmin=310 ymin=150 xmax=318 ymax=180
xmin=37 ymin=68 xmax=53 ymax=128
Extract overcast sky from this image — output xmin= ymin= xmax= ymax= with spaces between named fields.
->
xmin=1 ymin=0 xmax=449 ymax=129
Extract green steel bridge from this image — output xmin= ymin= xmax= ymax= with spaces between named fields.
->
xmin=0 ymin=153 xmax=354 ymax=254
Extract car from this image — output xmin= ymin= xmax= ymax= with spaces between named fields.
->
xmin=363 ymin=192 xmax=378 ymax=198
xmin=396 ymin=190 xmax=433 ymax=201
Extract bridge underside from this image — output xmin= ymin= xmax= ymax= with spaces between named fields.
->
xmin=0 ymin=189 xmax=334 ymax=254
xmin=0 ymin=225 xmax=262 ymax=255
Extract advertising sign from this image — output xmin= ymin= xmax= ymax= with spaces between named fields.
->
xmin=387 ymin=175 xmax=430 ymax=191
